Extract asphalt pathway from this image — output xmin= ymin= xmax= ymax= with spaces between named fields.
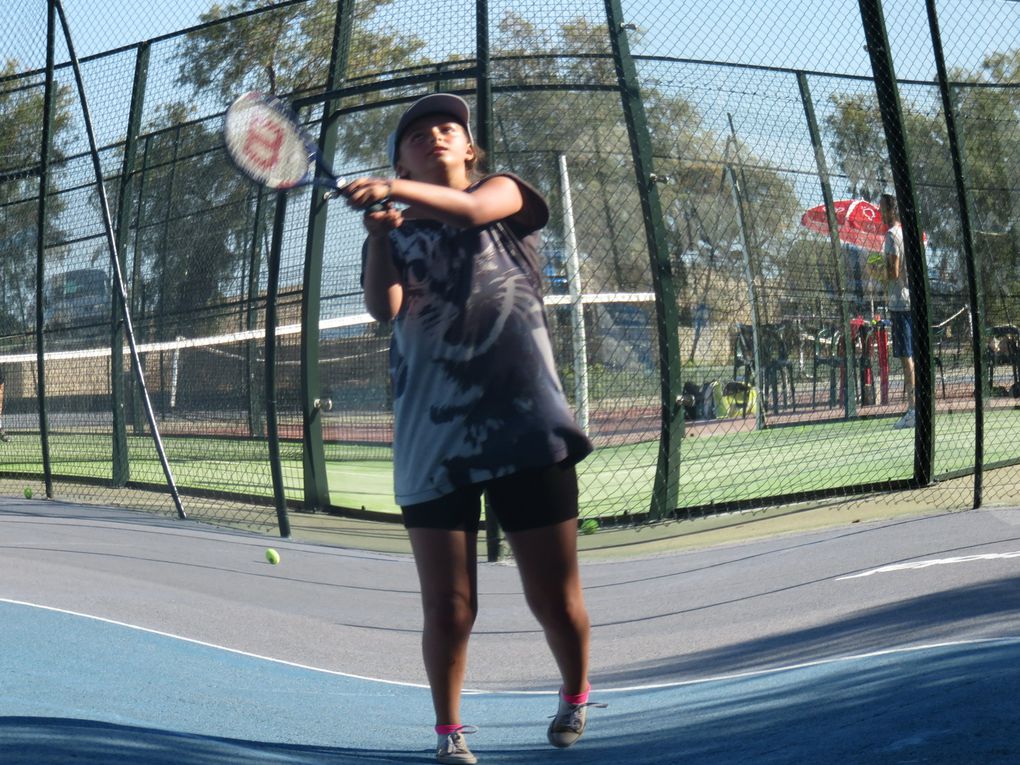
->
xmin=2 ymin=498 xmax=1019 ymax=763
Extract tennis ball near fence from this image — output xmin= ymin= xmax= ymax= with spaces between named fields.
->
xmin=580 ymin=519 xmax=599 ymax=535
xmin=23 ymin=487 xmax=33 ymax=499
xmin=265 ymin=548 xmax=280 ymax=565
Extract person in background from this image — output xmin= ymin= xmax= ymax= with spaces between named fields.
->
xmin=881 ymin=193 xmax=915 ymax=429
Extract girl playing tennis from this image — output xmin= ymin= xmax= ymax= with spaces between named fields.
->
xmin=345 ymin=94 xmax=600 ymax=764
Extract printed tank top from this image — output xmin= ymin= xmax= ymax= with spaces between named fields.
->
xmin=378 ymin=174 xmax=592 ymax=505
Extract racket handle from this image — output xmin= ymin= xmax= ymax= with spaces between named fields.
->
xmin=322 ymin=190 xmax=391 ymax=213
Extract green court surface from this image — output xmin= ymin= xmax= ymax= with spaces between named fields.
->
xmin=1 ymin=408 xmax=1016 ymax=519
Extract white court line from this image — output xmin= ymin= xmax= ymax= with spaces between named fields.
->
xmin=837 ymin=551 xmax=1020 ymax=580
xmin=3 ymin=597 xmax=1019 ymax=696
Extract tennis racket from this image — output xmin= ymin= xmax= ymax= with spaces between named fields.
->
xmin=223 ymin=91 xmax=385 ymax=206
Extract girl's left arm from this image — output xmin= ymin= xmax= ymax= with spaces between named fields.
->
xmin=885 ymin=238 xmax=901 ymax=281
xmin=345 ymin=176 xmax=538 ymax=230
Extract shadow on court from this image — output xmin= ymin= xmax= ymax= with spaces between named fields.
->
xmin=2 ymin=640 xmax=1018 ymax=764
xmin=0 ymin=718 xmax=415 ymax=764
xmin=596 ymin=573 xmax=1020 ymax=685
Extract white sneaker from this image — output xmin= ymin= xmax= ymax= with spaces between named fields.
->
xmin=893 ymin=409 xmax=916 ymax=429
xmin=436 ymin=726 xmax=478 ymax=764
xmin=547 ymin=694 xmax=607 ymax=748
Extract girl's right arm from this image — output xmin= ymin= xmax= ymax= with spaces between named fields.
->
xmin=362 ymin=210 xmax=404 ymax=322
xmin=346 ymin=176 xmax=535 ymax=231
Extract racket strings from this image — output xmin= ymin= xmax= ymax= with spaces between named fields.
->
xmin=224 ymin=96 xmax=313 ymax=189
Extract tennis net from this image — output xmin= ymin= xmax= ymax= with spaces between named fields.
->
xmin=0 ymin=290 xmax=673 ymax=520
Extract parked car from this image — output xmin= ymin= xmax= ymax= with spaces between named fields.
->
xmin=44 ymin=268 xmax=110 ymax=332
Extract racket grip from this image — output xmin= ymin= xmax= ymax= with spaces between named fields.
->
xmin=322 ymin=191 xmax=391 ymax=213
xmin=366 ymin=196 xmax=391 ymax=213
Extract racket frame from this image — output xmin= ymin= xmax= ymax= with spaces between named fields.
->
xmin=223 ymin=91 xmax=347 ymax=195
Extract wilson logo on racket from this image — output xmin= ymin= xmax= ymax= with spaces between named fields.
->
xmin=242 ymin=118 xmax=286 ymax=174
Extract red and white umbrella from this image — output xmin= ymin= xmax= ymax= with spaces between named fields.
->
xmin=801 ymin=198 xmax=928 ymax=254
xmin=800 ymin=199 xmax=889 ymax=252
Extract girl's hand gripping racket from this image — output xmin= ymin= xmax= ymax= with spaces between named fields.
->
xmin=223 ymin=91 xmax=388 ymax=209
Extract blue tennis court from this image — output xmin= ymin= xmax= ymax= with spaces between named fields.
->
xmin=2 ymin=498 xmax=1019 ymax=764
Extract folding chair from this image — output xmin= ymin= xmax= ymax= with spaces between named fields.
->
xmin=811 ymin=323 xmax=843 ymax=408
xmin=987 ymin=324 xmax=1020 ymax=397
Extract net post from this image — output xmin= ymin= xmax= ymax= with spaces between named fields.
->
xmin=858 ymin=0 xmax=934 ymax=487
xmin=604 ymin=0 xmax=684 ymax=519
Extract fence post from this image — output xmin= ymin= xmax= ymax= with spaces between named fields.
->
xmin=129 ymin=135 xmax=151 ymax=434
xmin=924 ymin=0 xmax=985 ymax=507
xmin=475 ymin=0 xmax=493 ymax=161
xmin=246 ymin=188 xmax=267 ymax=439
xmin=797 ymin=72 xmax=858 ymax=418
xmin=858 ymin=0 xmax=934 ymax=486
xmin=603 ymin=0 xmax=683 ymax=519
xmin=35 ymin=0 xmax=59 ymax=498
xmin=111 ymin=41 xmax=149 ymax=486
xmin=156 ymin=124 xmax=182 ymax=420
xmin=299 ymin=0 xmax=357 ymax=512
xmin=475 ymin=0 xmax=504 ymax=561
xmin=725 ymin=165 xmax=765 ymax=431
xmin=266 ymin=193 xmax=290 ymax=537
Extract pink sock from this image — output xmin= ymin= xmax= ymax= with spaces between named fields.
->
xmin=435 ymin=724 xmax=463 ymax=735
xmin=561 ymin=684 xmax=591 ymax=705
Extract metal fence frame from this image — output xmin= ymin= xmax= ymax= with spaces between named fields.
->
xmin=1 ymin=0 xmax=1017 ymax=543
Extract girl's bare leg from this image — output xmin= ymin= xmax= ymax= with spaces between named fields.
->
xmin=407 ymin=527 xmax=479 ymax=725
xmin=505 ymin=518 xmax=590 ymax=695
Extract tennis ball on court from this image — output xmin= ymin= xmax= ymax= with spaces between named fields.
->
xmin=265 ymin=548 xmax=280 ymax=565
xmin=24 ymin=487 xmax=33 ymax=499
xmin=580 ymin=519 xmax=599 ymax=535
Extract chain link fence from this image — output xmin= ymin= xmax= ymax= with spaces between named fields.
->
xmin=1 ymin=0 xmax=1018 ymax=539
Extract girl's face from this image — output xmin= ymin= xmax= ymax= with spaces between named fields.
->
xmin=395 ymin=114 xmax=475 ymax=181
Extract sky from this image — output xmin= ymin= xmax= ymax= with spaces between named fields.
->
xmin=3 ymin=0 xmax=1015 ymax=289
xmin=4 ymin=0 xmax=1016 ymax=79
xmin=624 ymin=0 xmax=1018 ymax=80
xmin=4 ymin=0 xmax=214 ymax=67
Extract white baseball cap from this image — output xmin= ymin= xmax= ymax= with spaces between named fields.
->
xmin=387 ymin=93 xmax=473 ymax=167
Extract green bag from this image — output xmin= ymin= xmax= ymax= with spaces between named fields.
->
xmin=723 ymin=381 xmax=758 ymax=417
